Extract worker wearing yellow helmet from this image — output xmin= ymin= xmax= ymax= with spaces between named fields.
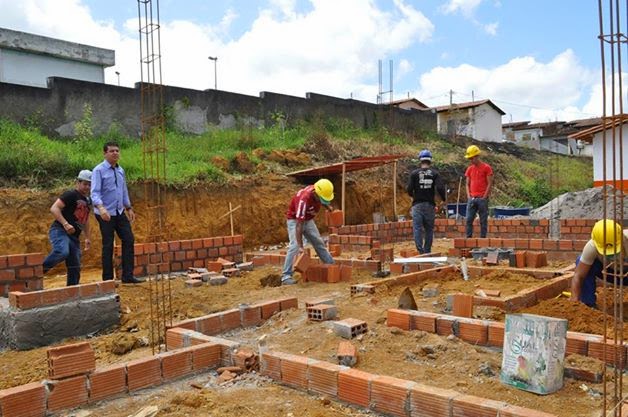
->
xmin=464 ymin=145 xmax=493 ymax=238
xmin=281 ymin=178 xmax=336 ymax=285
xmin=570 ymin=219 xmax=628 ymax=306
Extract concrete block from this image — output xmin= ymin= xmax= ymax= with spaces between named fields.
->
xmin=307 ymin=304 xmax=337 ymax=321
xmin=0 ymin=294 xmax=119 ymax=350
xmin=337 ymin=341 xmax=357 ymax=366
xmin=209 ymin=276 xmax=228 ymax=286
xmin=333 ymin=318 xmax=368 ymax=339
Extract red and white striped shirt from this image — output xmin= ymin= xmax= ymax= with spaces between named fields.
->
xmin=285 ymin=185 xmax=321 ymax=221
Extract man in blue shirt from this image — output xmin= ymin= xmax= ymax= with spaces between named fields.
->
xmin=91 ymin=142 xmax=140 ymax=284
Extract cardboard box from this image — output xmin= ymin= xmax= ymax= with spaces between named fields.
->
xmin=500 ymin=313 xmax=567 ymax=394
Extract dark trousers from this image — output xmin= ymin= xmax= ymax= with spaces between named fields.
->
xmin=412 ymin=202 xmax=435 ymax=254
xmin=43 ymin=225 xmax=81 ymax=286
xmin=576 ymin=256 xmax=628 ymax=307
xmin=97 ymin=213 xmax=134 ymax=280
xmin=466 ymin=197 xmax=489 ymax=238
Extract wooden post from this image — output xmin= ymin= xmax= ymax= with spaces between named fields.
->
xmin=392 ymin=161 xmax=397 ymax=220
xmin=229 ymin=202 xmax=234 ymax=236
xmin=341 ymin=163 xmax=346 ymax=225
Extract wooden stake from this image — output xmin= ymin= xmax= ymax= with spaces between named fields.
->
xmin=392 ymin=161 xmax=397 ymax=219
xmin=341 ymin=163 xmax=346 ymax=225
xmin=229 ymin=202 xmax=234 ymax=236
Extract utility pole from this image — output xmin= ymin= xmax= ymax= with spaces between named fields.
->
xmin=208 ymin=56 xmax=218 ymax=90
xmin=115 ymin=71 xmax=120 ymax=86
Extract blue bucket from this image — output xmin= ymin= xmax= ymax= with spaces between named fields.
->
xmin=493 ymin=206 xmax=531 ymax=218
xmin=447 ymin=203 xmax=467 ymax=218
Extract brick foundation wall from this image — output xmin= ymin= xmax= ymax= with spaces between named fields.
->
xmin=0 ymin=253 xmax=44 ymax=297
xmin=329 ymin=218 xmax=551 ymax=243
xmin=8 ymin=281 xmax=116 ymax=310
xmin=245 ymin=252 xmax=381 ymax=272
xmin=387 ymin=308 xmax=626 ymax=369
xmin=560 ymin=219 xmax=596 ymax=240
xmin=451 ymin=237 xmax=587 ymax=260
xmin=328 ymin=234 xmax=374 ymax=252
xmin=114 ymin=235 xmax=244 ymax=277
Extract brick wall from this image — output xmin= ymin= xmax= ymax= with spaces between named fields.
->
xmin=245 ymin=252 xmax=381 ymax=272
xmin=386 ymin=309 xmax=626 ymax=369
xmin=328 ymin=234 xmax=374 ymax=252
xmin=451 ymin=237 xmax=587 ymax=260
xmin=329 ymin=218 xmax=551 ymax=243
xmin=560 ymin=219 xmax=596 ymax=240
xmin=114 ymin=235 xmax=244 ymax=277
xmin=0 ymin=253 xmax=44 ymax=297
xmin=8 ymin=281 xmax=116 ymax=310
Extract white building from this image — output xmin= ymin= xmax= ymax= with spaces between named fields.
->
xmin=432 ymin=99 xmax=505 ymax=143
xmin=569 ymin=117 xmax=627 ymax=189
xmin=0 ymin=27 xmax=114 ymax=87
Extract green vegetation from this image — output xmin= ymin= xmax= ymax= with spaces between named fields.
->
xmin=0 ymin=117 xmax=593 ymax=208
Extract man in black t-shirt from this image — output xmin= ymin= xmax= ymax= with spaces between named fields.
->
xmin=406 ymin=150 xmax=446 ymax=254
xmin=43 ymin=170 xmax=93 ymax=286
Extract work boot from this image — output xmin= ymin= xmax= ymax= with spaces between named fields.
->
xmin=121 ymin=276 xmax=142 ymax=284
xmin=281 ymin=277 xmax=297 ymax=286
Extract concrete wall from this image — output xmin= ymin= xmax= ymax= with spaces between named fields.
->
xmin=0 ymin=49 xmax=106 ymax=87
xmin=0 ymin=77 xmax=436 ymax=137
xmin=474 ymin=103 xmax=503 ymax=142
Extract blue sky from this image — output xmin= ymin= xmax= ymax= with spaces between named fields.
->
xmin=0 ymin=0 xmax=612 ymax=122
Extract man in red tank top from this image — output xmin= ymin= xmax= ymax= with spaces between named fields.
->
xmin=464 ymin=145 xmax=493 ymax=238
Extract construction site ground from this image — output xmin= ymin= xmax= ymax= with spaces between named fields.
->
xmin=0 ymin=241 xmax=623 ymax=417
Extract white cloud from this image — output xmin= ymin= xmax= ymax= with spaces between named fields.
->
xmin=442 ymin=0 xmax=483 ymax=17
xmin=483 ymin=21 xmax=498 ymax=36
xmin=415 ymin=49 xmax=599 ymax=122
xmin=0 ymin=0 xmax=434 ymax=102
xmin=398 ymin=59 xmax=413 ymax=77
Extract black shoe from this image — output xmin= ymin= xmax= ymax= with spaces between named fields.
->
xmin=121 ymin=276 xmax=142 ymax=284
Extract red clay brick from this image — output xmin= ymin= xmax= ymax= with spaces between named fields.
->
xmin=47 ymin=341 xmax=95 ymax=379
xmin=278 ymin=297 xmax=298 ymax=310
xmin=160 ymin=349 xmax=193 ymax=380
xmin=588 ymin=339 xmax=626 ymax=368
xmin=500 ymin=405 xmax=559 ymax=417
xmin=0 ymin=382 xmax=46 ymax=417
xmin=410 ymin=311 xmax=439 ymax=333
xmin=326 ymin=210 xmax=344 ymax=227
xmin=7 ymin=254 xmax=25 ymax=267
xmin=338 ymin=368 xmax=374 ymax=408
xmin=387 ymin=309 xmax=412 ymax=330
xmin=488 ymin=321 xmax=505 ymax=348
xmin=47 ymin=375 xmax=88 ymax=413
xmin=88 ymin=363 xmax=127 ymax=403
xmin=371 ymin=375 xmax=412 ymax=417
xmin=281 ymin=354 xmax=311 ymax=389
xmin=457 ymin=318 xmax=488 ymax=345
xmin=189 ymin=343 xmax=222 ymax=370
xmin=241 ymin=305 xmax=263 ymax=327
xmin=308 ymin=361 xmax=341 ymax=397
xmin=452 ymin=294 xmax=473 ymax=318
xmin=78 ymin=282 xmax=100 ymax=298
xmin=127 ymin=356 xmax=162 ymax=391
xmin=452 ymin=394 xmax=507 ymax=416
xmin=410 ymin=383 xmax=460 ymax=417
xmin=9 ymin=291 xmax=42 ymax=310
xmin=196 ymin=313 xmax=222 ymax=336
xmin=220 ymin=309 xmax=242 ymax=332
xmin=25 ymin=253 xmax=44 ymax=266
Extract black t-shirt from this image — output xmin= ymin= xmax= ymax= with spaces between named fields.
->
xmin=53 ymin=190 xmax=91 ymax=237
xmin=407 ymin=166 xmax=446 ymax=206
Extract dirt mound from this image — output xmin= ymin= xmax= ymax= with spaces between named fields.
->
xmin=520 ymin=297 xmax=623 ymax=337
xmin=531 ymin=185 xmax=628 ymax=220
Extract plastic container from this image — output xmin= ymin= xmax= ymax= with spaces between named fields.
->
xmin=493 ymin=206 xmax=531 ymax=218
xmin=447 ymin=203 xmax=467 ymax=218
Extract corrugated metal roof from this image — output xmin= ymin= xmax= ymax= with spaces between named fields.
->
xmin=286 ymin=155 xmax=405 ymax=177
xmin=569 ymin=115 xmax=628 ymax=142
xmin=432 ymin=99 xmax=506 ymax=115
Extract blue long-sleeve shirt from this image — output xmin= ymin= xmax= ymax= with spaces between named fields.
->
xmin=91 ymin=160 xmax=131 ymax=216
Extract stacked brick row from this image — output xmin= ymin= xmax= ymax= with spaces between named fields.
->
xmin=0 ymin=339 xmax=227 ymax=417
xmin=114 ymin=235 xmax=244 ymax=278
xmin=0 ymin=253 xmax=44 ymax=297
xmin=246 ymin=252 xmax=381 ymax=272
xmin=328 ymin=234 xmax=374 ymax=252
xmin=386 ymin=309 xmax=627 ymax=369
xmin=9 ymin=281 xmax=116 ymax=310
xmin=330 ymin=218 xmax=551 ymax=242
xmin=260 ymin=350 xmax=558 ymax=417
xmin=451 ymin=237 xmax=588 ymax=260
xmin=560 ymin=219 xmax=597 ymax=240
xmin=172 ymin=296 xmax=299 ymax=334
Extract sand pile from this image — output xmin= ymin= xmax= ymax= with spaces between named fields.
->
xmin=530 ymin=185 xmax=627 ymax=220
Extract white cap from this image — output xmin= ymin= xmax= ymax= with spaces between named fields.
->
xmin=77 ymin=169 xmax=92 ymax=182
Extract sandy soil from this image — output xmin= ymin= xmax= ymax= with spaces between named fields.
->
xmin=1 ymin=246 xmax=623 ymax=417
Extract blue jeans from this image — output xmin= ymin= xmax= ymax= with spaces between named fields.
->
xmin=466 ymin=197 xmax=489 ymax=238
xmin=43 ymin=225 xmax=82 ymax=286
xmin=576 ymin=256 xmax=628 ymax=307
xmin=281 ymin=219 xmax=334 ymax=280
xmin=412 ymin=203 xmax=435 ymax=254
xmin=97 ymin=213 xmax=135 ymax=280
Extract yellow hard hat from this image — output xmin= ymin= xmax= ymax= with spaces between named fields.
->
xmin=465 ymin=145 xmax=481 ymax=159
xmin=314 ymin=179 xmax=334 ymax=203
xmin=591 ymin=219 xmax=623 ymax=256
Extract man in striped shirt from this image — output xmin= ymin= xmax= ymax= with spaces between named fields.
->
xmin=281 ymin=179 xmax=336 ymax=285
